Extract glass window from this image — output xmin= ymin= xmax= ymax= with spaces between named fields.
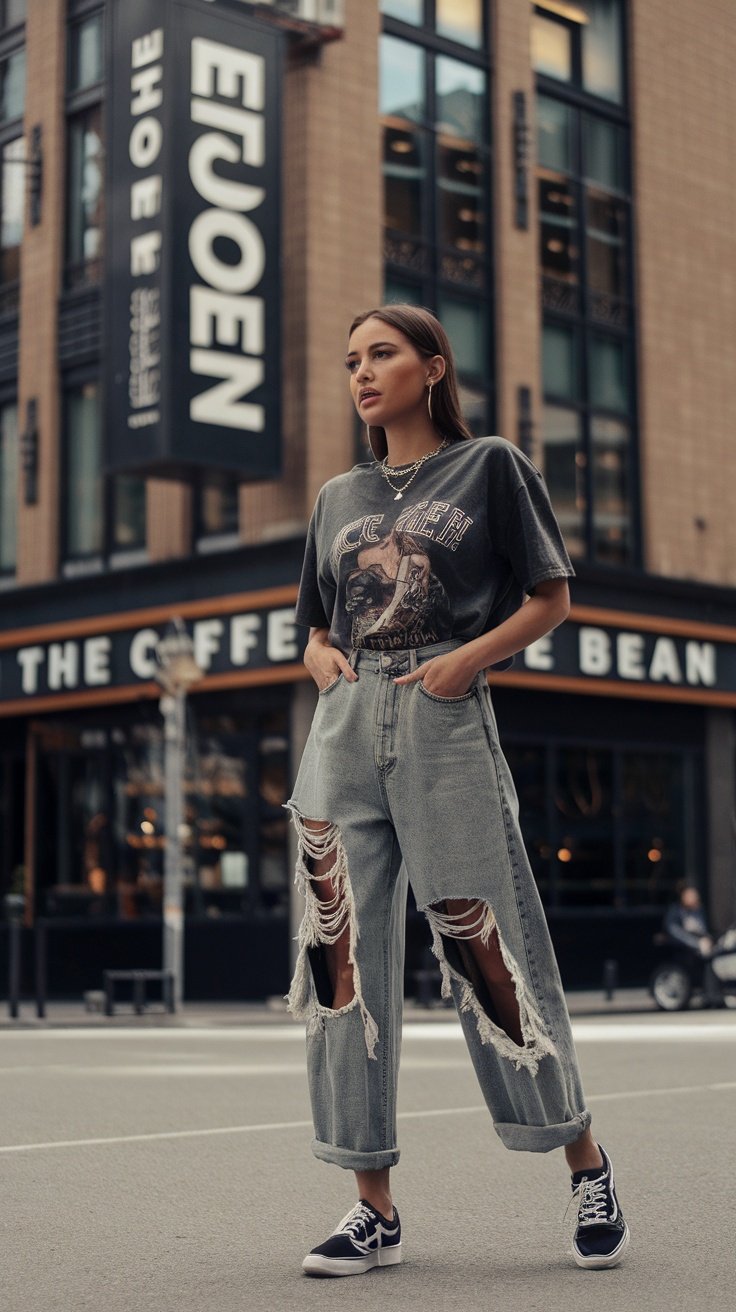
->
xmin=0 ymin=400 xmax=17 ymax=572
xmin=1 ymin=1 xmax=26 ymax=29
xmin=589 ymin=334 xmax=628 ymax=411
xmin=591 ymin=415 xmax=631 ymax=563
xmin=66 ymin=104 xmax=104 ymax=277
xmin=539 ymin=175 xmax=578 ymax=286
xmin=383 ymin=122 xmax=425 ymax=235
xmin=1 ymin=136 xmax=23 ymax=286
xmin=583 ymin=114 xmax=626 ymax=191
xmin=542 ymin=322 xmax=578 ymax=398
xmin=437 ymin=293 xmax=485 ymax=377
xmin=198 ymin=471 xmax=239 ymax=538
xmin=0 ymin=48 xmax=24 ymax=123
xmin=65 ymin=383 xmax=103 ymax=558
xmin=581 ymin=0 xmax=624 ymax=104
xmin=436 ymin=56 xmax=485 ymax=143
xmin=586 ymin=189 xmax=628 ymax=300
xmin=112 ymin=475 xmax=146 ymax=553
xmin=384 ymin=274 xmax=421 ymax=304
xmin=531 ymin=13 xmax=572 ymax=83
xmin=438 ymin=135 xmax=485 ymax=254
xmin=554 ymin=747 xmax=615 ymax=906
xmin=536 ymin=94 xmax=573 ymax=173
xmin=436 ymin=0 xmax=483 ymax=49
xmin=504 ymin=744 xmax=550 ymax=899
xmin=380 ymin=34 xmax=425 ymax=123
xmin=381 ymin=0 xmax=423 ymax=23
xmin=542 ymin=405 xmax=585 ymax=557
xmin=69 ymin=12 xmax=104 ymax=93
xmin=622 ymin=752 xmax=686 ymax=905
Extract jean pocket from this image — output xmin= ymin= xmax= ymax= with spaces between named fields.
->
xmin=417 ymin=680 xmax=476 ymax=705
xmin=318 ymin=672 xmax=345 ymax=697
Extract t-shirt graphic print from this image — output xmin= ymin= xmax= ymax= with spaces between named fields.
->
xmin=296 ymin=437 xmax=575 ymax=665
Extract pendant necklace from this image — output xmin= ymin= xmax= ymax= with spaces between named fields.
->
xmin=378 ymin=438 xmax=449 ymax=500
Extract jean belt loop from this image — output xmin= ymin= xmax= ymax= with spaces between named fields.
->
xmin=348 ymin=649 xmax=359 ymax=670
xmin=408 ymin=649 xmax=418 ymax=672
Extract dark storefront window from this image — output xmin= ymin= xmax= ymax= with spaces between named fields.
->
xmin=65 ymin=9 xmax=104 ymax=289
xmin=0 ymin=397 xmax=17 ymax=574
xmin=380 ymin=2 xmax=493 ymax=432
xmin=62 ymin=380 xmax=147 ymax=569
xmin=195 ymin=470 xmax=240 ymax=546
xmin=32 ymin=696 xmax=291 ymax=921
xmin=504 ymin=738 xmax=700 ymax=911
xmin=534 ymin=1 xmax=638 ymax=567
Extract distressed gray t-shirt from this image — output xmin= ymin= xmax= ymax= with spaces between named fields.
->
xmin=295 ymin=436 xmax=574 ymax=668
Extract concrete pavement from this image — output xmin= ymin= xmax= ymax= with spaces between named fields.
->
xmin=1 ymin=1010 xmax=735 ymax=1311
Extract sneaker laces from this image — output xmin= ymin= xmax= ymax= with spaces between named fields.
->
xmin=334 ymin=1201 xmax=377 ymax=1240
xmin=565 ymin=1174 xmax=611 ymax=1231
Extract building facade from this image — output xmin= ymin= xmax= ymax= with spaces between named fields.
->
xmin=1 ymin=0 xmax=735 ymax=999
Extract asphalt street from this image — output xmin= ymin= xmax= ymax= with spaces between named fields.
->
xmin=2 ymin=1011 xmax=735 ymax=1312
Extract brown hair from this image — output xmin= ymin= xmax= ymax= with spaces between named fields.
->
xmin=348 ymin=304 xmax=474 ymax=460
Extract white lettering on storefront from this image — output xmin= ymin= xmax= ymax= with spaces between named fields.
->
xmin=188 ymin=37 xmax=267 ymax=432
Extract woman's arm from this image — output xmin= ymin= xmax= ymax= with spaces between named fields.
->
xmin=394 ymin=578 xmax=570 ymax=698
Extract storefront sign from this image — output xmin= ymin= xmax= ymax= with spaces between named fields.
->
xmin=0 ymin=608 xmax=300 ymax=701
xmin=105 ymin=0 xmax=282 ymax=479
xmin=523 ymin=621 xmax=724 ymax=691
xmin=2 ymin=607 xmax=736 ymax=709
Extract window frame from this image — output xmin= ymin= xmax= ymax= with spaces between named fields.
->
xmin=381 ymin=6 xmax=496 ymax=433
xmin=60 ymin=370 xmax=148 ymax=575
xmin=0 ymin=387 xmax=18 ymax=581
xmin=534 ymin=1 xmax=642 ymax=570
xmin=64 ymin=5 xmax=105 ymax=292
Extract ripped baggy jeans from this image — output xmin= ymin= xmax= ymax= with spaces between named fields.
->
xmin=286 ymin=640 xmax=592 ymax=1171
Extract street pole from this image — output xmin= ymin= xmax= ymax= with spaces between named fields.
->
xmin=161 ymin=687 xmax=186 ymax=1011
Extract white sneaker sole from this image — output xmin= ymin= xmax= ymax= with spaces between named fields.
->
xmin=573 ymin=1223 xmax=630 ymax=1269
xmin=303 ymin=1243 xmax=402 ymax=1277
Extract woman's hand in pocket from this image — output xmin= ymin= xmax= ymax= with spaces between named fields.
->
xmin=393 ymin=649 xmax=476 ymax=698
xmin=304 ymin=629 xmax=358 ymax=692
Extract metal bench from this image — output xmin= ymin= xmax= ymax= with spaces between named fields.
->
xmin=103 ymin=969 xmax=175 ymax=1016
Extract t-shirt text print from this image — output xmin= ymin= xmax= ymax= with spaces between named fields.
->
xmin=296 ymin=437 xmax=574 ymax=668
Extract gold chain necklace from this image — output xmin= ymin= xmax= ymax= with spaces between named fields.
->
xmin=378 ymin=439 xmax=449 ymax=501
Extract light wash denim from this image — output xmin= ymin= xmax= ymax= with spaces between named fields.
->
xmin=287 ymin=640 xmax=591 ymax=1171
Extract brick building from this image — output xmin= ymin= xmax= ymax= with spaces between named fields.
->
xmin=1 ymin=0 xmax=735 ymax=999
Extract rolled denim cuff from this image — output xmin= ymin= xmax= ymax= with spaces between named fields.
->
xmin=311 ymin=1138 xmax=401 ymax=1170
xmin=494 ymin=1108 xmax=592 ymax=1153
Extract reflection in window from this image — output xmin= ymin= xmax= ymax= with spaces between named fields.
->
xmin=381 ymin=0 xmax=422 ymax=23
xmin=591 ymin=416 xmax=630 ymax=564
xmin=539 ymin=173 xmax=578 ymax=299
xmin=436 ymin=56 xmax=485 ymax=142
xmin=583 ymin=114 xmax=625 ymax=191
xmin=536 ymin=94 xmax=572 ymax=173
xmin=438 ymin=135 xmax=485 ymax=255
xmin=0 ymin=400 xmax=17 ymax=573
xmin=113 ymin=476 xmax=146 ymax=552
xmin=582 ymin=0 xmax=623 ymax=104
xmin=383 ymin=122 xmax=425 ymax=234
xmin=589 ymin=333 xmax=627 ymax=411
xmin=66 ymin=104 xmax=104 ymax=282
xmin=586 ymin=189 xmax=628 ymax=307
xmin=531 ymin=13 xmax=572 ymax=83
xmin=436 ymin=0 xmax=482 ymax=49
xmin=0 ymin=136 xmax=23 ymax=289
xmin=69 ymin=12 xmax=104 ymax=92
xmin=542 ymin=322 xmax=577 ymax=398
xmin=65 ymin=384 xmax=103 ymax=558
xmin=438 ymin=293 xmax=484 ymax=378
xmin=380 ymin=34 xmax=424 ymax=122
xmin=1 ymin=1 xmax=26 ymax=29
xmin=0 ymin=48 xmax=24 ymax=123
xmin=542 ymin=405 xmax=585 ymax=558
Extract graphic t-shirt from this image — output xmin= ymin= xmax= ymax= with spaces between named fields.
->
xmin=295 ymin=436 xmax=574 ymax=667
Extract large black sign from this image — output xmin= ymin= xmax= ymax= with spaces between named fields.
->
xmin=105 ymin=0 xmax=282 ymax=479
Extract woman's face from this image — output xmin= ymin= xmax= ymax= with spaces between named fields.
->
xmin=345 ymin=318 xmax=441 ymax=429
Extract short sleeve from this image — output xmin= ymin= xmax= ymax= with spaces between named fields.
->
xmin=294 ymin=496 xmax=335 ymax=630
xmin=505 ymin=470 xmax=575 ymax=594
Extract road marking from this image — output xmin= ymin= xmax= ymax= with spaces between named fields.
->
xmin=3 ymin=1018 xmax=736 ymax=1043
xmin=0 ymin=1058 xmax=472 ymax=1078
xmin=1 ymin=1082 xmax=734 ymax=1155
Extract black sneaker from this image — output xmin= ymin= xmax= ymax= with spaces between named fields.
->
xmin=302 ymin=1199 xmax=402 ymax=1277
xmin=569 ymin=1144 xmax=630 ymax=1269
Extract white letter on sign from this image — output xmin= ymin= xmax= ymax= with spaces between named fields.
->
xmin=579 ymin=627 xmax=611 ymax=676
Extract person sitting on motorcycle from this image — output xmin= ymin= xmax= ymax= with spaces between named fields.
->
xmin=664 ymin=883 xmax=713 ymax=958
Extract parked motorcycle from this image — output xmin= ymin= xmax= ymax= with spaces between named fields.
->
xmin=649 ymin=925 xmax=736 ymax=1011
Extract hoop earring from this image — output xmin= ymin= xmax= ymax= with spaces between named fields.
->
xmin=427 ymin=382 xmax=433 ymax=420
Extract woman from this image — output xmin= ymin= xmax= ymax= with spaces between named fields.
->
xmin=287 ymin=305 xmax=629 ymax=1277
